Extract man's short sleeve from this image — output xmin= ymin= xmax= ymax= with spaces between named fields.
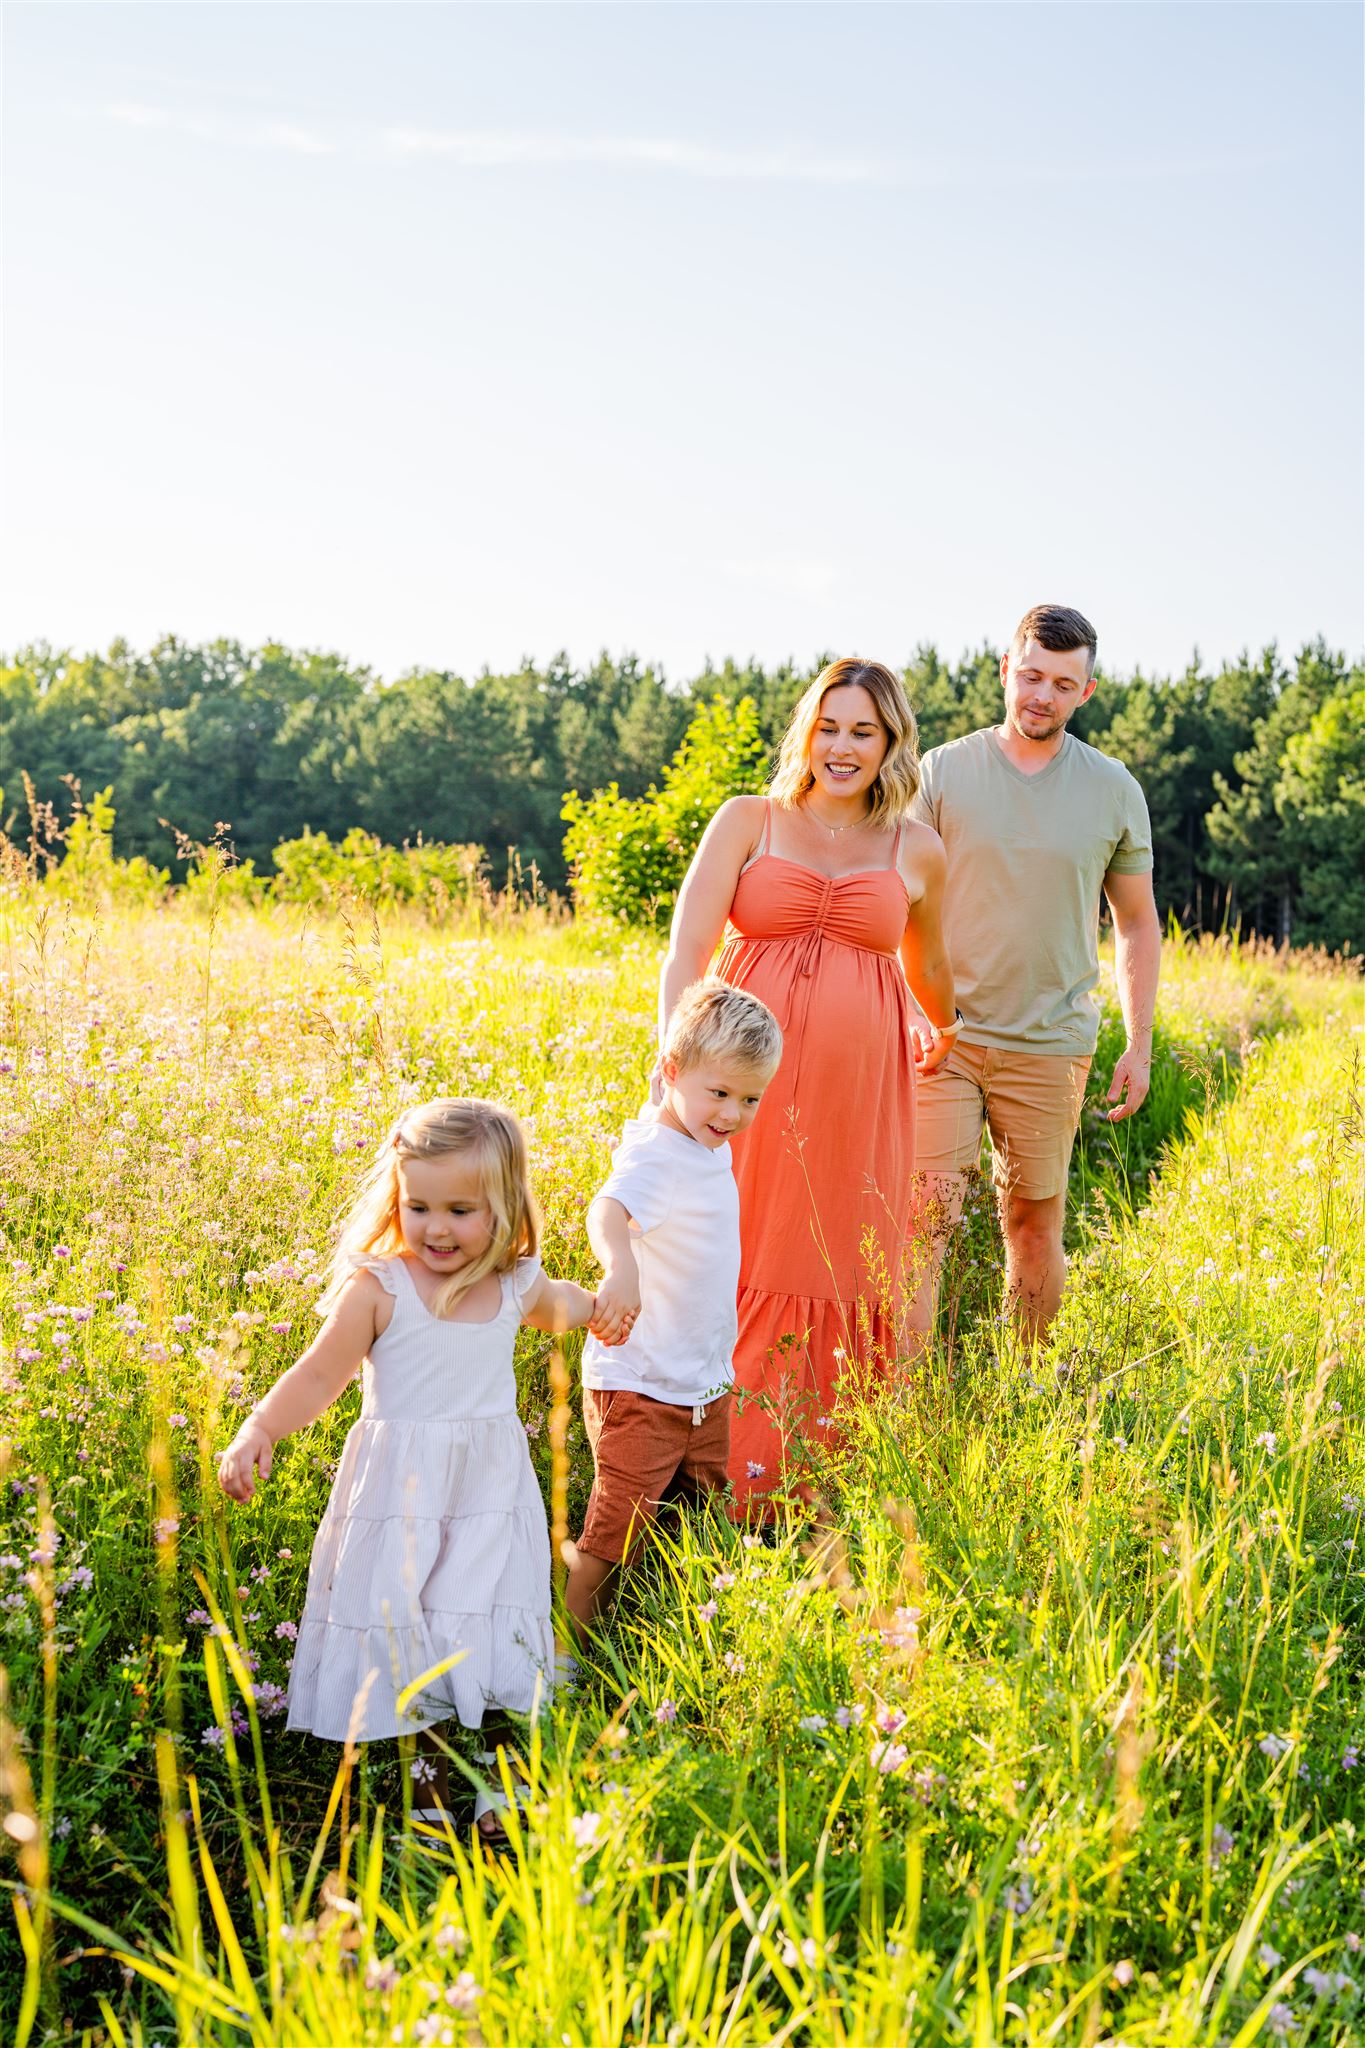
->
xmin=1105 ymin=771 xmax=1154 ymax=876
xmin=595 ymin=1131 xmax=677 ymax=1234
xmin=910 ymin=751 xmax=939 ymax=830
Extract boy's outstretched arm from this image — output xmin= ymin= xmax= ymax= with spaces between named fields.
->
xmin=587 ymin=1196 xmax=640 ymax=1345
xmin=217 ymin=1274 xmax=379 ymax=1502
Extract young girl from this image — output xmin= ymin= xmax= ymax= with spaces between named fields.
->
xmin=217 ymin=1097 xmax=597 ymax=1838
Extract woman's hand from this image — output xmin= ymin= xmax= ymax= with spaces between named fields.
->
xmin=913 ymin=1028 xmax=956 ymax=1078
xmin=218 ymin=1419 xmax=274 ymax=1503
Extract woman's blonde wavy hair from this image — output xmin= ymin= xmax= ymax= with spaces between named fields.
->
xmin=319 ymin=1098 xmax=540 ymax=1320
xmin=768 ymin=657 xmax=920 ymax=826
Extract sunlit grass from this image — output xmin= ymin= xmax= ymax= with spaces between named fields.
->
xmin=0 ymin=892 xmax=1362 ymax=2043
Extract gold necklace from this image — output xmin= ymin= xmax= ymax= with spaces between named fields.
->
xmin=804 ymin=795 xmax=869 ymax=839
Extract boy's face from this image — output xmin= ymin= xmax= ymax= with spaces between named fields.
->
xmin=658 ymin=1055 xmax=773 ymax=1150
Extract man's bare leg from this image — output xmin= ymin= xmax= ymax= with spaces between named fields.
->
xmin=904 ymin=1170 xmax=969 ymax=1359
xmin=1001 ymin=1188 xmax=1068 ymax=1341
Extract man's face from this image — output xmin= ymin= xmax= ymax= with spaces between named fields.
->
xmin=1000 ymin=637 xmax=1096 ymax=743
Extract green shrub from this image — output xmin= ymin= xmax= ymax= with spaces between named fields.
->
xmin=268 ymin=826 xmax=485 ymax=911
xmin=562 ymin=694 xmax=768 ymax=928
xmin=42 ymin=786 xmax=170 ymax=906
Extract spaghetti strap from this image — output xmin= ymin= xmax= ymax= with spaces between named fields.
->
xmin=887 ymin=820 xmax=903 ymax=869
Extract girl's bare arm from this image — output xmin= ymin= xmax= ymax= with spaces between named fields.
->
xmin=217 ymin=1273 xmax=382 ymax=1501
xmin=520 ymin=1268 xmax=598 ymax=1335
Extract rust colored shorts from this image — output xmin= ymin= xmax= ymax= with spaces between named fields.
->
xmin=914 ymin=1040 xmax=1091 ymax=1200
xmin=578 ymin=1387 xmax=732 ymax=1565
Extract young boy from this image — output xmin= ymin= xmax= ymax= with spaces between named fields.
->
xmin=563 ymin=977 xmax=783 ymax=1650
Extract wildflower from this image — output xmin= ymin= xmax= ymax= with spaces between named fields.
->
xmin=1259 ymin=1943 xmax=1283 ymax=1969
xmin=798 ymin=1714 xmax=828 ymax=1733
xmin=1304 ymin=1968 xmax=1334 ymax=1999
xmin=275 ymin=1620 xmax=298 ymax=1641
xmin=201 ymin=1726 xmax=227 ymax=1748
xmin=445 ymin=1973 xmax=481 ymax=2011
xmin=697 ymin=1600 xmax=718 ymax=1622
xmin=571 ymin=1811 xmax=603 ymax=1851
xmin=0 ymin=1555 xmax=22 ymax=1571
xmin=1259 ymin=1734 xmax=1291 ymax=1760
xmin=172 ymin=1315 xmax=195 ymax=1332
xmin=154 ymin=1516 xmax=180 ymax=1545
xmin=711 ymin=1571 xmax=735 ymax=1592
xmin=52 ymin=1245 xmax=70 ymax=1260
xmin=742 ymin=1534 xmax=762 ymax=1550
xmin=654 ymin=1699 xmax=677 ymax=1725
xmin=1344 ymin=1746 xmax=1359 ymax=1770
xmin=1255 ymin=1431 xmax=1278 ymax=1454
xmin=59 ymin=1566 xmax=94 ymax=1593
xmin=432 ymin=1923 xmax=468 ymax=1954
xmin=875 ymin=1706 xmax=906 ymax=1736
xmin=1111 ymin=1959 xmax=1136 ymax=1987
xmin=1267 ymin=2004 xmax=1295 ymax=2038
xmin=723 ymin=1651 xmax=746 ymax=1675
xmin=1346 ymin=1932 xmax=1363 ymax=1953
xmin=780 ymin=1935 xmax=822 ymax=1968
xmin=365 ymin=1957 xmax=399 ymax=1992
xmin=745 ymin=1460 xmax=766 ymax=1479
xmin=167 ymin=1413 xmax=188 ymax=1431
xmin=1209 ymin=1822 xmax=1235 ymax=1868
xmin=1002 ymin=1878 xmax=1033 ymax=1915
xmin=277 ymin=1547 xmax=293 ymax=1560
xmin=834 ymin=1704 xmax=865 ymax=1729
xmin=871 ymin=1739 xmax=908 ymax=1775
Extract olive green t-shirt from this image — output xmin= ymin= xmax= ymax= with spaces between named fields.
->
xmin=911 ymin=728 xmax=1153 ymax=1055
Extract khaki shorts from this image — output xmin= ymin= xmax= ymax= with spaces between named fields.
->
xmin=915 ymin=1040 xmax=1091 ymax=1200
xmin=578 ymin=1388 xmax=731 ymax=1565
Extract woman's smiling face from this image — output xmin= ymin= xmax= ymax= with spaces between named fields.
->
xmin=807 ymin=683 xmax=889 ymax=802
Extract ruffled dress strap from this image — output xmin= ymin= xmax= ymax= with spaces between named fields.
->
xmin=345 ymin=1254 xmax=406 ymax=1299
xmin=508 ymin=1254 xmax=543 ymax=1313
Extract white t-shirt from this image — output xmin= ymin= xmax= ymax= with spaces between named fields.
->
xmin=581 ymin=1117 xmax=740 ymax=1408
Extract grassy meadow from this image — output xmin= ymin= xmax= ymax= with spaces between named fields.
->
xmin=0 ymin=884 xmax=1363 ymax=2045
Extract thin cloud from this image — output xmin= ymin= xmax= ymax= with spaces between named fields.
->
xmin=107 ymin=102 xmax=334 ymax=156
xmin=380 ymin=127 xmax=896 ymax=185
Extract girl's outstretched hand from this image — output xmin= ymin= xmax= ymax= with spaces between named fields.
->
xmin=218 ymin=1420 xmax=274 ymax=1503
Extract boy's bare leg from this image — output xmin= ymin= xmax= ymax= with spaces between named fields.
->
xmin=562 ymin=1549 xmax=617 ymax=1649
xmin=904 ymin=1170 xmax=968 ymax=1358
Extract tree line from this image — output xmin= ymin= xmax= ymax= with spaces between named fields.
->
xmin=1 ymin=634 xmax=1360 ymax=950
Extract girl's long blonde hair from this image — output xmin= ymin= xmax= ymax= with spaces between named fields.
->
xmin=319 ymin=1098 xmax=540 ymax=1320
xmin=768 ymin=657 xmax=920 ymax=826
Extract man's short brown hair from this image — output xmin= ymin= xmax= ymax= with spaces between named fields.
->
xmin=1010 ymin=604 xmax=1098 ymax=677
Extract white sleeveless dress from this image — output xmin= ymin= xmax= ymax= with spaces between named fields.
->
xmin=286 ymin=1254 xmax=554 ymax=1743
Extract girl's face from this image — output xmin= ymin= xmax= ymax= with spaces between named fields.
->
xmin=807 ymin=683 xmax=889 ymax=804
xmin=397 ymin=1152 xmax=495 ymax=1277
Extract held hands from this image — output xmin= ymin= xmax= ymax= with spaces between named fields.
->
xmin=589 ymin=1260 xmax=640 ymax=1347
xmin=910 ymin=1023 xmax=956 ymax=1078
xmin=217 ymin=1419 xmax=275 ymax=1503
xmin=1105 ymin=1042 xmax=1151 ymax=1122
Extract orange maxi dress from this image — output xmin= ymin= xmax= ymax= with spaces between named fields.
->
xmin=714 ymin=804 xmax=918 ymax=1504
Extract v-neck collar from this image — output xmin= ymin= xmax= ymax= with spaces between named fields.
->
xmin=987 ymin=727 xmax=1074 ymax=788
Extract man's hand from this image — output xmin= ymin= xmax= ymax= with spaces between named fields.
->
xmin=1106 ymin=1042 xmax=1151 ymax=1122
xmin=912 ymin=1025 xmax=957 ymax=1077
xmin=589 ymin=1262 xmax=641 ymax=1346
xmin=218 ymin=1419 xmax=274 ymax=1503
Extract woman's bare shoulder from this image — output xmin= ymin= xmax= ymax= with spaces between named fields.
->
xmin=895 ymin=816 xmax=946 ymax=903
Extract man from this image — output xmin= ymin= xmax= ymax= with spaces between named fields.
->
xmin=908 ymin=603 xmax=1161 ymax=1343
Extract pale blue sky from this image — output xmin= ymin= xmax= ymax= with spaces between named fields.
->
xmin=3 ymin=2 xmax=1361 ymax=683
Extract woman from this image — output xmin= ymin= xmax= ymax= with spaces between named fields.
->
xmin=657 ymin=657 xmax=958 ymax=1503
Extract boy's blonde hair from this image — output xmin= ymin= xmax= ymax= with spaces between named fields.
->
xmin=320 ymin=1097 xmax=540 ymax=1320
xmin=768 ymin=656 xmax=920 ymax=825
xmin=664 ymin=978 xmax=783 ymax=1079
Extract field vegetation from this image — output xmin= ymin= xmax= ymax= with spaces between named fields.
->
xmin=0 ymin=877 xmax=1362 ymax=2044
